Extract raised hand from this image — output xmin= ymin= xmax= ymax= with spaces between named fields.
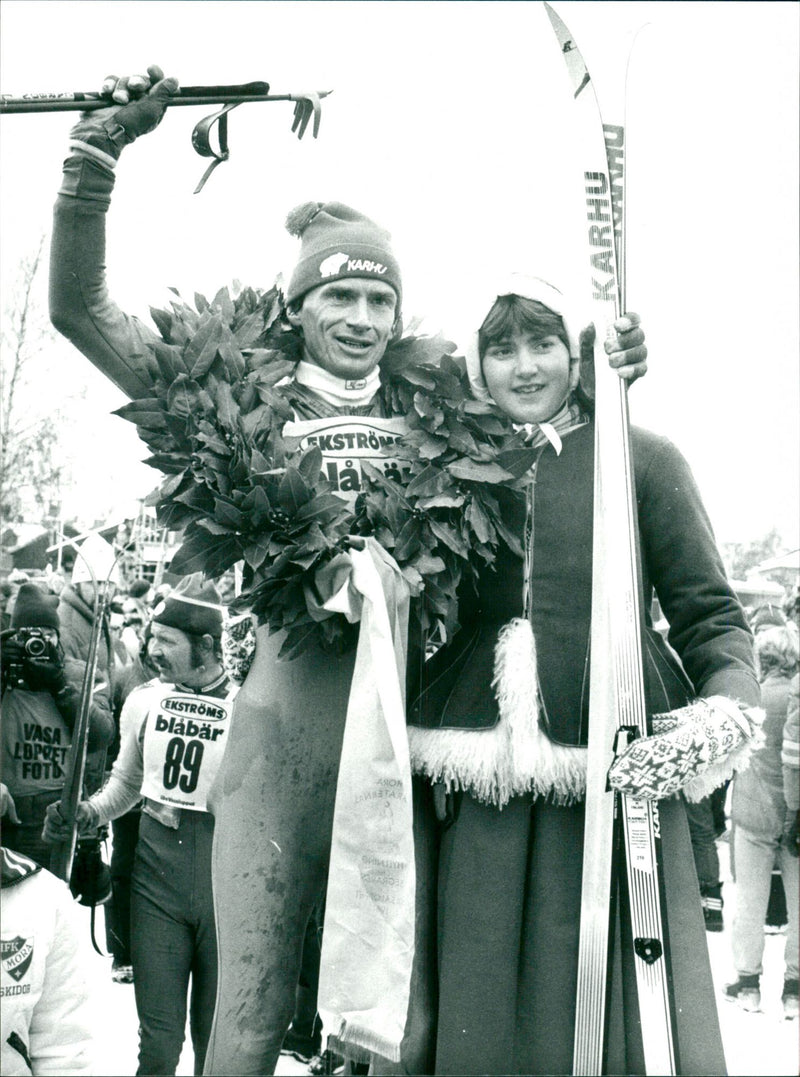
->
xmin=70 ymin=64 xmax=179 ymax=158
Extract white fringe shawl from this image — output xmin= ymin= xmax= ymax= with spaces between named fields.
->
xmin=407 ymin=618 xmax=587 ymax=809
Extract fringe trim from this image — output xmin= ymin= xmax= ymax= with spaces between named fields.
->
xmin=683 ymin=704 xmax=767 ymax=803
xmin=408 ymin=618 xmax=586 ymax=808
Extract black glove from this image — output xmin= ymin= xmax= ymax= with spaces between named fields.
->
xmin=578 ymin=312 xmax=648 ymax=404
xmin=69 ymin=835 xmax=112 ymax=907
xmin=782 ymin=809 xmax=799 ymax=858
xmin=605 ymin=313 xmax=647 ymax=377
xmin=3 ymin=638 xmax=67 ymax=695
xmin=26 ymin=660 xmax=67 ymax=695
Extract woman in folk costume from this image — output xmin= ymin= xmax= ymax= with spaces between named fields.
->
xmin=405 ymin=275 xmax=763 ymax=1076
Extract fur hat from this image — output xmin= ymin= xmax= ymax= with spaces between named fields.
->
xmin=460 ymin=274 xmax=583 ymax=402
xmin=151 ymin=575 xmax=224 ymax=639
xmin=11 ymin=583 xmax=60 ymax=631
xmin=284 ymin=201 xmax=402 ymax=310
xmin=71 ymin=534 xmax=120 ymax=585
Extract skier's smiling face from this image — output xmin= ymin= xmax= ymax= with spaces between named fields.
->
xmin=290 ymin=280 xmax=398 ymax=381
xmin=481 ymin=330 xmax=579 ymax=424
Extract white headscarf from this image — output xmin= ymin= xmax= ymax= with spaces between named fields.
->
xmin=460 ymin=274 xmax=584 ymax=402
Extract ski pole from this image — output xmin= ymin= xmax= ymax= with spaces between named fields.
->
xmin=48 ymin=544 xmax=120 ymax=884
xmin=0 ymin=82 xmax=330 ymax=127
xmin=1 ymin=82 xmax=332 ymax=191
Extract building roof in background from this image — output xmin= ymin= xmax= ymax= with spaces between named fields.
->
xmin=754 ymin=549 xmax=800 ymax=574
xmin=730 ymin=576 xmax=786 ymax=599
xmin=1 ymin=523 xmax=48 ymax=552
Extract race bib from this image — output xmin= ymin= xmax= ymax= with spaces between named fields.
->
xmin=283 ymin=415 xmax=409 ymax=508
xmin=141 ymin=692 xmax=233 ymax=812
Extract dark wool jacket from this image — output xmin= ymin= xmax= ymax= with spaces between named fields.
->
xmin=58 ymin=584 xmax=114 ymax=686
xmin=408 ymin=422 xmax=759 ymax=742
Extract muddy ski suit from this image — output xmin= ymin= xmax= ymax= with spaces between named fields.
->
xmin=48 ymin=146 xmax=437 ymax=1077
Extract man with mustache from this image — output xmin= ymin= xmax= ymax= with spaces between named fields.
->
xmin=44 ymin=578 xmax=235 ymax=1076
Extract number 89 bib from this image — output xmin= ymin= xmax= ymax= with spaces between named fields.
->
xmin=141 ymin=691 xmax=233 ymax=812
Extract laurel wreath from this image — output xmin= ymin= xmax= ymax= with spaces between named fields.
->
xmin=115 ymin=284 xmax=539 ymax=657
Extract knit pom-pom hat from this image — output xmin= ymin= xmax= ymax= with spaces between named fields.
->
xmin=152 ymin=574 xmax=224 ymax=639
xmin=11 ymin=583 xmax=60 ymax=631
xmin=284 ymin=201 xmax=402 ymax=310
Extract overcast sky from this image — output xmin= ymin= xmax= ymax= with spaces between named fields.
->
xmin=1 ymin=0 xmax=798 ymax=552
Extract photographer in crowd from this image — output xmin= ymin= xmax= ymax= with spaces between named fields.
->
xmin=0 ymin=583 xmax=114 ymax=867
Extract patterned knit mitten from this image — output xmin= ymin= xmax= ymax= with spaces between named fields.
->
xmin=607 ymin=696 xmax=764 ymax=801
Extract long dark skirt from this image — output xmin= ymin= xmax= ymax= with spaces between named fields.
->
xmin=433 ymin=793 xmax=726 ymax=1076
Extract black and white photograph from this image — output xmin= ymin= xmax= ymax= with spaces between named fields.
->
xmin=1 ymin=3 xmax=798 ymax=1075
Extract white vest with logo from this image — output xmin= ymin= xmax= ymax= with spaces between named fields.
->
xmin=141 ymin=686 xmax=235 ymax=813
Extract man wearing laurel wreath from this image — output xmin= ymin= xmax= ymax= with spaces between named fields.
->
xmin=48 ymin=68 xmax=649 ymax=1076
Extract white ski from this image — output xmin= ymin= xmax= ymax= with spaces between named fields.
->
xmin=544 ymin=5 xmax=678 ymax=1074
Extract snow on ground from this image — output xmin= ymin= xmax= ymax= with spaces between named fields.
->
xmin=77 ymin=836 xmax=797 ymax=1075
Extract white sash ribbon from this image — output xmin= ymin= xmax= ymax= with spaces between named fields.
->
xmin=317 ymin=538 xmax=414 ymax=1063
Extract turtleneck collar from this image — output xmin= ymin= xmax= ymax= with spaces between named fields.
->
xmin=174 ymin=668 xmax=229 ymax=696
xmin=294 ymin=360 xmax=381 ymax=408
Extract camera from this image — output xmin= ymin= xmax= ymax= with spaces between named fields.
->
xmin=3 ymin=627 xmax=58 ymax=688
